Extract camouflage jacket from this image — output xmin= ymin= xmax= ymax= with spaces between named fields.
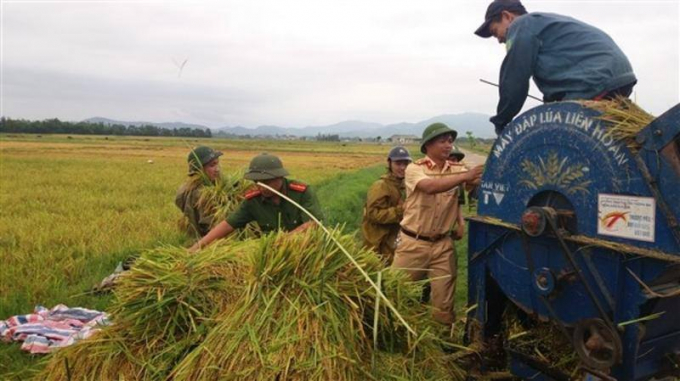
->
xmin=361 ymin=173 xmax=405 ymax=259
xmin=175 ymin=179 xmax=214 ymax=238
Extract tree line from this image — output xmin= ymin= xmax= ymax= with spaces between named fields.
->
xmin=316 ymin=133 xmax=340 ymax=141
xmin=0 ymin=117 xmax=212 ymax=138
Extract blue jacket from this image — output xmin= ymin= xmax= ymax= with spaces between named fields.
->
xmin=491 ymin=12 xmax=637 ymax=133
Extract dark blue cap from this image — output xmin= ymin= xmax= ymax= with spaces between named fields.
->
xmin=475 ymin=0 xmax=527 ymax=38
xmin=387 ymin=146 xmax=412 ymax=162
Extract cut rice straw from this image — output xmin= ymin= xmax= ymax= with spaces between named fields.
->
xmin=579 ymin=97 xmax=655 ymax=152
xmin=627 ymin=268 xmax=680 ymax=298
xmin=371 ymin=270 xmax=382 ymax=371
xmin=255 ymin=181 xmax=416 ymax=335
xmin=617 ymin=312 xmax=666 ymax=328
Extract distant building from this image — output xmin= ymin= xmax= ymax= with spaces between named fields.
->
xmin=388 ymin=134 xmax=420 ymax=144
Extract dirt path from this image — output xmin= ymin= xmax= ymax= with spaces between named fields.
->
xmin=460 ymin=148 xmax=489 ymax=166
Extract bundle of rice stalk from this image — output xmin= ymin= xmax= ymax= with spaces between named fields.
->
xmin=179 ymin=171 xmax=261 ymax=238
xmin=36 ymin=243 xmax=252 ymax=381
xmin=579 ymin=96 xmax=655 ymax=153
xmin=171 ymin=228 xmax=462 ymax=381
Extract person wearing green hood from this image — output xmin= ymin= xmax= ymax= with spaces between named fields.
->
xmin=190 ymin=153 xmax=323 ymax=251
xmin=175 ymin=146 xmax=224 ymax=238
xmin=391 ymin=123 xmax=484 ymax=325
xmin=361 ymin=146 xmax=412 ymax=265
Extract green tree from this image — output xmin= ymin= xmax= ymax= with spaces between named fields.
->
xmin=466 ymin=131 xmax=477 ymax=149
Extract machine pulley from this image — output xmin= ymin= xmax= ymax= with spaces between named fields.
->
xmin=573 ymin=318 xmax=623 ymax=370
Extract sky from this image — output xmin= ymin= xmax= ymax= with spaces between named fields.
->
xmin=1 ymin=0 xmax=679 ymax=130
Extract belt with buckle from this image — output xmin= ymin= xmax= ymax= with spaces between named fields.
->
xmin=400 ymin=227 xmax=447 ymax=242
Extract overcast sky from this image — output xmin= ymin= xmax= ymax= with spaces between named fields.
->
xmin=1 ymin=0 xmax=678 ymax=129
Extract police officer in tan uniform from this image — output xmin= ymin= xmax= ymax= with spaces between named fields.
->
xmin=391 ymin=123 xmax=484 ymax=325
xmin=361 ymin=146 xmax=412 ymax=265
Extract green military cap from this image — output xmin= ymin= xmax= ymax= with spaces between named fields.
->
xmin=188 ymin=146 xmax=223 ymax=174
xmin=420 ymin=122 xmax=458 ymax=154
xmin=449 ymin=145 xmax=465 ymax=161
xmin=244 ymin=153 xmax=290 ymax=181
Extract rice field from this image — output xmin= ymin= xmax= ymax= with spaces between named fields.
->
xmin=3 ymin=134 xmax=480 ymax=378
xmin=0 ymin=134 xmax=400 ymax=313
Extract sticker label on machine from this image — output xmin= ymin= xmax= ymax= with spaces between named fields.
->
xmin=597 ymin=194 xmax=655 ymax=242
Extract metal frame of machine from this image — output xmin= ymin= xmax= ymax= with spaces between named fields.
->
xmin=466 ymin=102 xmax=680 ymax=381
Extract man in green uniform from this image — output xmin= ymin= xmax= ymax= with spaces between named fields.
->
xmin=362 ymin=146 xmax=412 ymax=265
xmin=175 ymin=146 xmax=223 ymax=238
xmin=190 ymin=153 xmax=323 ymax=251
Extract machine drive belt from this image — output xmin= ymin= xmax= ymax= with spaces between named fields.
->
xmin=546 ymin=218 xmax=616 ymax=330
xmin=519 ymin=233 xmax=572 ymax=344
xmin=581 ymin=250 xmax=616 ymax=310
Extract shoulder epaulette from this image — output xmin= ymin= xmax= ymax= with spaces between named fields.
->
xmin=244 ymin=189 xmax=262 ymax=200
xmin=415 ymin=158 xmax=434 ymax=169
xmin=288 ymin=181 xmax=308 ymax=193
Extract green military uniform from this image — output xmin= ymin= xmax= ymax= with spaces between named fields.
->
xmin=175 ymin=180 xmax=214 ymax=237
xmin=361 ymin=173 xmax=404 ymax=262
xmin=226 ymin=178 xmax=323 ymax=233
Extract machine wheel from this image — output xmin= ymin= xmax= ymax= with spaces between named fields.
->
xmin=573 ymin=318 xmax=622 ymax=370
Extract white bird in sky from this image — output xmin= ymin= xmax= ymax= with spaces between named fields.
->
xmin=172 ymin=57 xmax=188 ymax=78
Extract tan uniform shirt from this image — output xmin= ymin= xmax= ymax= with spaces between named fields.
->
xmin=401 ymin=156 xmax=468 ymax=237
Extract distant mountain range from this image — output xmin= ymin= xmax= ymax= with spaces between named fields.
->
xmin=84 ymin=117 xmax=209 ymax=130
xmin=83 ymin=112 xmax=495 ymax=139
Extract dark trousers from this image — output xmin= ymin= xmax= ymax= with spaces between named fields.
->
xmin=546 ymin=81 xmax=637 ymax=103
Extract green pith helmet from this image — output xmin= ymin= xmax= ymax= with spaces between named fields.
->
xmin=449 ymin=145 xmax=465 ymax=161
xmin=244 ymin=153 xmax=290 ymax=181
xmin=188 ymin=146 xmax=223 ymax=174
xmin=420 ymin=122 xmax=458 ymax=154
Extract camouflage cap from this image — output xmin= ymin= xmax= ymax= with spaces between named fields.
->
xmin=188 ymin=146 xmax=223 ymax=174
xmin=449 ymin=145 xmax=465 ymax=161
xmin=244 ymin=153 xmax=290 ymax=181
xmin=420 ymin=122 xmax=457 ymax=154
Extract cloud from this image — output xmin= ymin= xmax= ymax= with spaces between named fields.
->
xmin=3 ymin=66 xmax=261 ymax=126
xmin=2 ymin=0 xmax=678 ymax=127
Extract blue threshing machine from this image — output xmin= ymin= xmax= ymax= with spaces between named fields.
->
xmin=466 ymin=102 xmax=680 ymax=381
